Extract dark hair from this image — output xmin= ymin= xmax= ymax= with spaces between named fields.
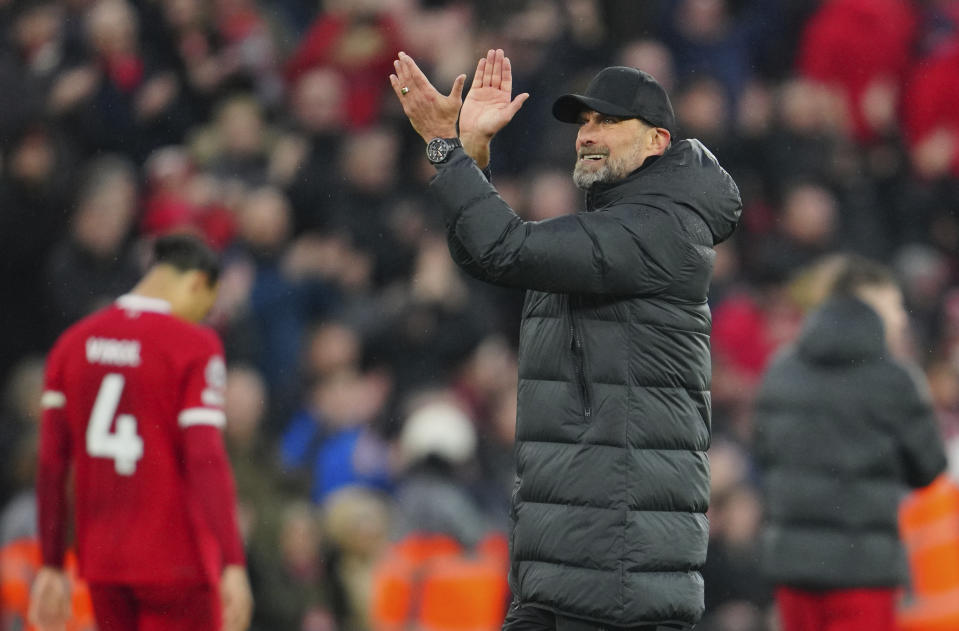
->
xmin=829 ymin=254 xmax=898 ymax=298
xmin=153 ymin=234 xmax=220 ymax=286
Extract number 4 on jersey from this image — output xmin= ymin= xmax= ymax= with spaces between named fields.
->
xmin=87 ymin=373 xmax=144 ymax=475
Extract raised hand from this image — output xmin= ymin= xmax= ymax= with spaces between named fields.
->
xmin=459 ymin=49 xmax=530 ymax=168
xmin=390 ymin=51 xmax=466 ymax=143
xmin=460 ymin=50 xmax=529 ymax=141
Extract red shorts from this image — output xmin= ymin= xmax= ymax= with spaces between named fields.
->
xmin=775 ymin=586 xmax=897 ymax=631
xmin=87 ymin=582 xmax=219 ymax=631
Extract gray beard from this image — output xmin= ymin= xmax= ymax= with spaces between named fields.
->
xmin=572 ymin=154 xmax=633 ymax=190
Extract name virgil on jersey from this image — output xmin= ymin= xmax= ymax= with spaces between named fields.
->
xmin=85 ymin=337 xmax=142 ymax=367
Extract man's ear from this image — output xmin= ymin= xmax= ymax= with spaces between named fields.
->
xmin=187 ymin=270 xmax=211 ymax=293
xmin=651 ymin=128 xmax=671 ymax=154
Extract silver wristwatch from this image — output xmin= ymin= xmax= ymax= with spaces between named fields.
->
xmin=426 ymin=137 xmax=462 ymax=164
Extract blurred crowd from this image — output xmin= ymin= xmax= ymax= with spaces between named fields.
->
xmin=1 ymin=0 xmax=959 ymax=630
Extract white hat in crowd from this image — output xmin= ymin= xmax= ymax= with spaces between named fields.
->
xmin=398 ymin=401 xmax=477 ymax=468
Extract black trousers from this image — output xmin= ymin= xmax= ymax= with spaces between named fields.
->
xmin=501 ymin=601 xmax=688 ymax=631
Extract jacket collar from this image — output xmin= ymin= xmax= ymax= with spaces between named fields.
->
xmin=585 ymin=154 xmax=660 ymax=212
xmin=581 ymin=138 xmax=742 ymax=246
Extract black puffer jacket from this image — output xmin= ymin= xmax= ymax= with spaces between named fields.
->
xmin=753 ymin=297 xmax=947 ymax=589
xmin=431 ymin=139 xmax=741 ymax=628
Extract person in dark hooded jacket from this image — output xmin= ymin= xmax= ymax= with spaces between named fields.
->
xmin=389 ymin=49 xmax=742 ymax=630
xmin=753 ymin=255 xmax=947 ymax=631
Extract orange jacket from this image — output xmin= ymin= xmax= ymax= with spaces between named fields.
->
xmin=898 ymin=475 xmax=959 ymax=631
xmin=370 ymin=533 xmax=510 ymax=631
xmin=0 ymin=537 xmax=95 ymax=631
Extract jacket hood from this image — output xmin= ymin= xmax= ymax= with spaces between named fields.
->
xmin=796 ymin=296 xmax=887 ymax=365
xmin=586 ymin=138 xmax=742 ymax=244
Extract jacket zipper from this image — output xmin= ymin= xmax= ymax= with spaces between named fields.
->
xmin=569 ymin=301 xmax=592 ymax=419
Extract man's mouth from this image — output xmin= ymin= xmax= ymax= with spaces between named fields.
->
xmin=579 ymin=153 xmax=607 ymax=161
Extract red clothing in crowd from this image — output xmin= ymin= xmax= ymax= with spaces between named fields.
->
xmin=37 ymin=294 xmax=244 ymax=590
xmin=711 ymin=293 xmax=777 ymax=380
xmin=141 ymin=189 xmax=237 ymax=251
xmin=285 ymin=11 xmax=404 ymax=128
xmin=902 ymin=43 xmax=959 ymax=178
xmin=798 ymin=0 xmax=917 ymax=144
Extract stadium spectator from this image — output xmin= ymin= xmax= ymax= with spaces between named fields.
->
xmin=0 ymin=357 xmax=45 ymax=545
xmin=285 ymin=0 xmax=405 ymax=129
xmin=700 ymin=440 xmax=771 ymax=630
xmin=327 ymin=126 xmax=412 ymax=286
xmin=902 ymin=42 xmax=959 ymax=179
xmin=660 ymin=0 xmax=781 ymax=108
xmin=71 ymin=0 xmax=192 ymax=161
xmin=250 ymin=501 xmax=333 ymax=631
xmin=797 ymin=0 xmax=917 ymax=145
xmin=321 ymin=486 xmax=391 ymax=631
xmin=391 ymin=397 xmax=489 ymax=547
xmin=673 ymin=75 xmax=731 ymax=153
xmin=0 ymin=1 xmax=80 ymax=145
xmin=139 ymin=145 xmax=237 ymax=250
xmin=30 ymin=234 xmax=253 ymax=631
xmin=365 ymin=235 xmax=494 ymax=405
xmin=470 ymin=379 xmax=518 ymax=532
xmin=222 ymin=363 xmax=288 ymax=571
xmin=283 ymin=66 xmax=347 ymax=234
xmin=0 ymin=123 xmax=76 ymax=380
xmin=766 ymin=181 xmax=840 ymax=277
xmin=42 ymin=154 xmax=142 ymax=341
xmin=893 ymin=243 xmax=952 ymax=352
xmin=279 ymin=369 xmax=394 ymax=503
xmin=207 ymin=0 xmax=282 ymax=107
xmin=616 ymin=38 xmax=676 ymax=94
xmin=300 ymin=321 xmax=362 ymax=386
xmin=450 ymin=334 xmax=518 ymax=430
xmin=192 ymin=93 xmax=274 ymax=192
xmin=522 ymin=167 xmax=578 ymax=220
xmin=762 ymin=79 xmax=848 ymax=197
xmin=447 ymin=336 xmax=518 ymax=509
xmin=225 ymin=185 xmax=339 ymax=392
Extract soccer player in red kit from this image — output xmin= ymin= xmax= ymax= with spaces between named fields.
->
xmin=28 ymin=235 xmax=253 ymax=631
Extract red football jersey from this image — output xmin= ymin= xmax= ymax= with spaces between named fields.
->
xmin=38 ymin=294 xmax=243 ymax=586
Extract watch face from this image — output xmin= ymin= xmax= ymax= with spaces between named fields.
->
xmin=426 ymin=138 xmax=450 ymax=163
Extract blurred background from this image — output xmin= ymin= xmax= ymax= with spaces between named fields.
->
xmin=0 ymin=0 xmax=958 ymax=630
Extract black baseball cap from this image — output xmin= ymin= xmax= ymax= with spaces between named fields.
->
xmin=552 ymin=66 xmax=675 ymax=133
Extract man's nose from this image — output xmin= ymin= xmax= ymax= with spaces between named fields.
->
xmin=577 ymin=124 xmax=598 ymax=148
